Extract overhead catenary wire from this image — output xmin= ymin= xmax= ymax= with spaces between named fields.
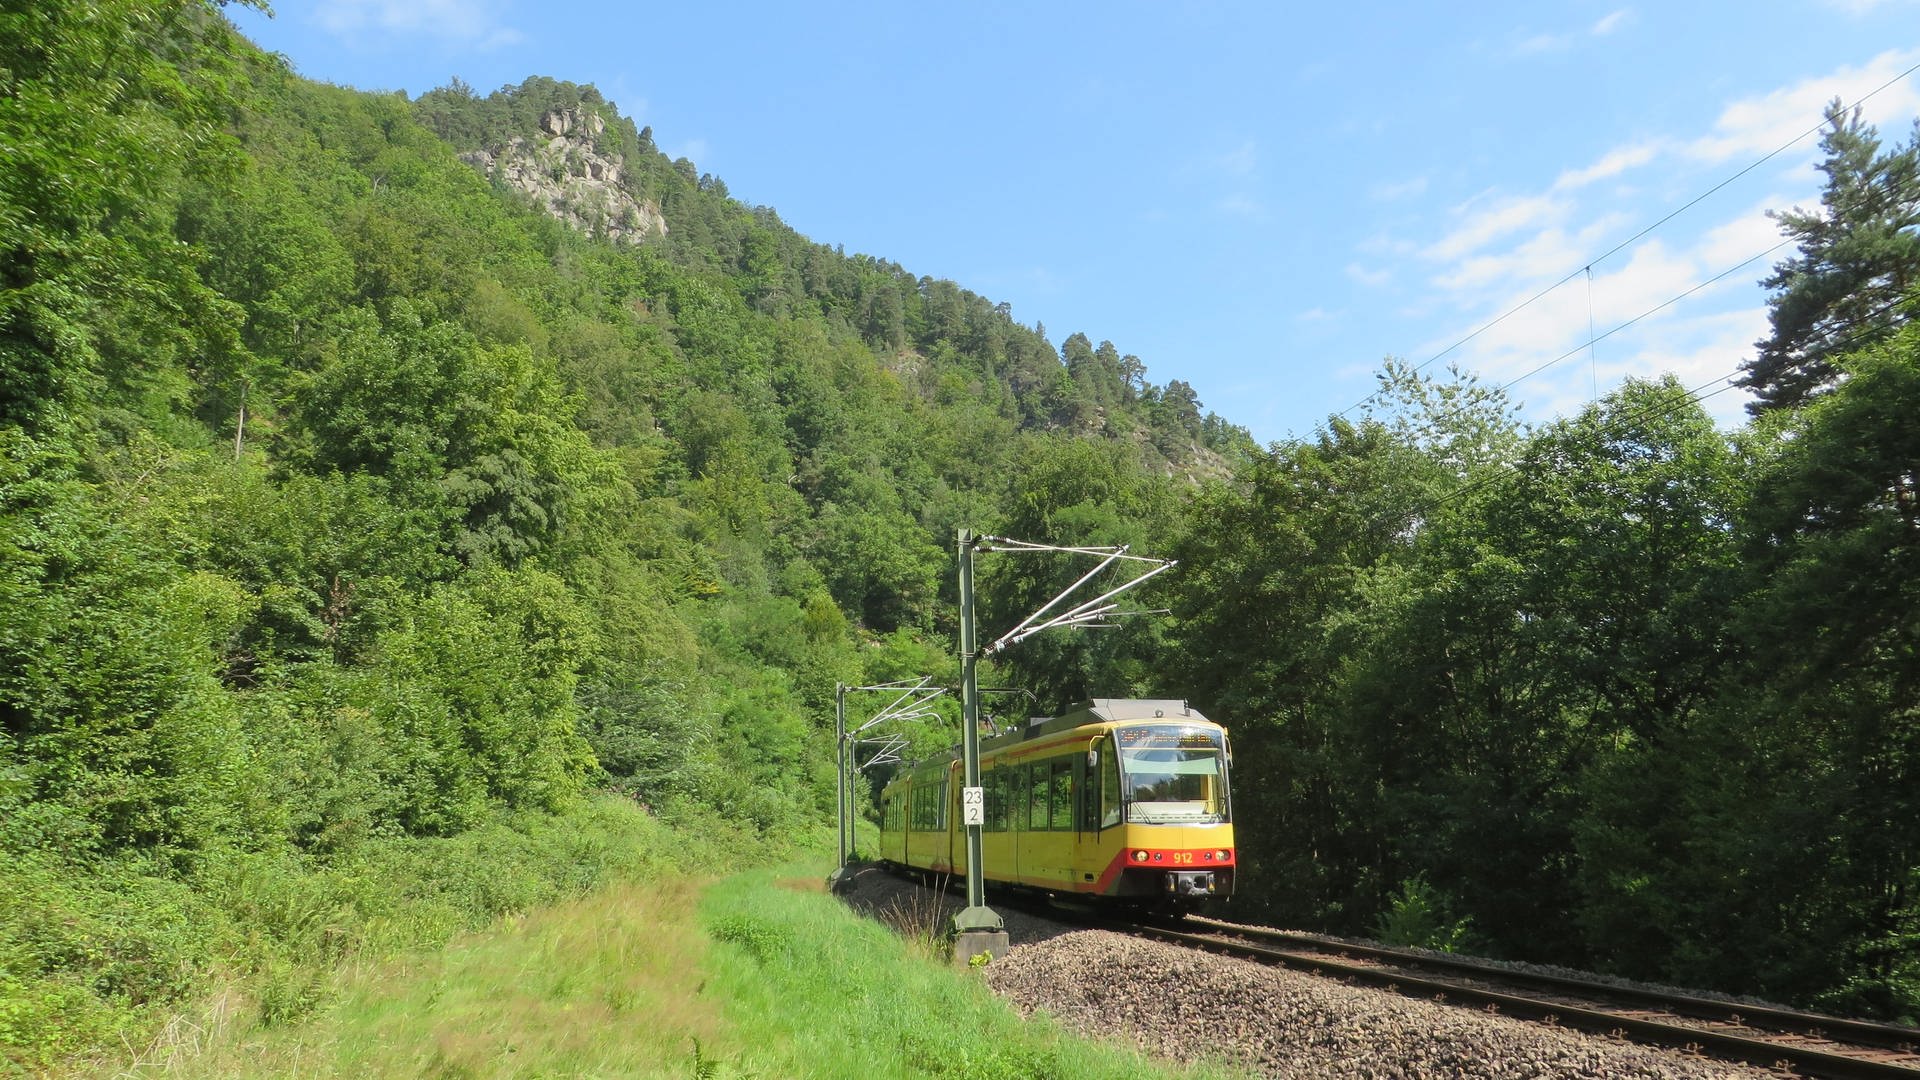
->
xmin=1489 ymin=238 xmax=1794 ymax=397
xmin=1332 ymin=55 xmax=1920 ymax=422
xmin=1340 ymin=236 xmax=1798 ymax=452
xmin=1350 ymin=196 xmax=1917 ymax=456
xmin=1382 ymin=292 xmax=1916 ymax=533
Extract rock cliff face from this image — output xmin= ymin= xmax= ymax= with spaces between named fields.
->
xmin=459 ymin=108 xmax=667 ymax=245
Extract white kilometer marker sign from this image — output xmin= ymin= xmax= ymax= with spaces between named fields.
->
xmin=962 ymin=785 xmax=984 ymax=827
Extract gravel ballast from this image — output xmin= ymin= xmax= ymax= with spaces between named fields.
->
xmin=835 ymin=864 xmax=1780 ymax=1079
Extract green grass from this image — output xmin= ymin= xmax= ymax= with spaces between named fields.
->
xmin=100 ymin=858 xmax=1242 ymax=1079
xmin=687 ymin=866 xmax=1243 ymax=1079
xmin=6 ymin=796 xmax=797 ymax=1077
xmin=118 ymin=875 xmax=728 ymax=1078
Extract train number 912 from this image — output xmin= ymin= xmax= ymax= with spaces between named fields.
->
xmin=1170 ymin=851 xmax=1193 ymax=865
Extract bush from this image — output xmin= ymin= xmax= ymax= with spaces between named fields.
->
xmin=0 ymin=796 xmax=713 ymax=1071
xmin=1374 ymin=874 xmax=1476 ymax=953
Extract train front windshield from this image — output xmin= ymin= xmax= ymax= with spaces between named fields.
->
xmin=1117 ymin=724 xmax=1230 ymax=825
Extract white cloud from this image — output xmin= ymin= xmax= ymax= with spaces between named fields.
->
xmin=1510 ymin=10 xmax=1633 ymax=56
xmin=1693 ymin=199 xmax=1790 ymax=271
xmin=1175 ymin=138 xmax=1261 ymax=184
xmin=1552 ymin=142 xmax=1660 ymax=191
xmin=1413 ymin=217 xmax=1783 ymax=426
xmin=1173 ymin=138 xmax=1266 ymax=222
xmin=1591 ymin=9 xmax=1634 ymax=35
xmin=1432 ymin=213 xmax=1628 ymax=293
xmin=1371 ymin=175 xmax=1429 ymax=201
xmin=1216 ymin=140 xmax=1259 ymax=178
xmin=1217 ymin=194 xmax=1270 ymax=221
xmin=665 ymin=137 xmax=711 ymax=167
xmin=1537 ymin=307 xmax=1766 ymax=425
xmin=1362 ymin=51 xmax=1920 ymax=430
xmin=1514 ymin=31 xmax=1572 ymax=55
xmin=1686 ymin=48 xmax=1920 ymax=163
xmin=314 ymin=0 xmax=525 ymax=49
xmin=1425 ymin=192 xmax=1566 ymax=261
xmin=1820 ymin=0 xmax=1918 ymax=12
xmin=1347 ymin=263 xmax=1392 ymax=287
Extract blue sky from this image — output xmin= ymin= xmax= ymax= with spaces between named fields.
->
xmin=229 ymin=2 xmax=1920 ymax=445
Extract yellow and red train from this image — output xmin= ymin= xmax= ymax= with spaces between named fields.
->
xmin=877 ymin=698 xmax=1235 ymax=905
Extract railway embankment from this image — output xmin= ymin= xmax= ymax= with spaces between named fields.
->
xmin=94 ymin=855 xmax=1230 ymax=1079
xmin=838 ymin=865 xmax=1816 ymax=1079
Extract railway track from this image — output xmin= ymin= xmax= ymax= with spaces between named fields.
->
xmin=1108 ymin=916 xmax=1920 ymax=1079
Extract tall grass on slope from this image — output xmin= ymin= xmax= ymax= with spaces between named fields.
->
xmin=696 ymin=868 xmax=1243 ymax=1080
xmin=112 ymin=863 xmax=1240 ymax=1079
xmin=115 ymin=876 xmax=730 ymax=1079
xmin=14 ymin=796 xmax=702 ymax=1076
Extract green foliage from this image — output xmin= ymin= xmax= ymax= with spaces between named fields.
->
xmin=7 ymin=0 xmax=1920 ymax=1059
xmin=696 ymin=868 xmax=1234 ymax=1080
xmin=1676 ymin=327 xmax=1920 ymax=1016
xmin=1374 ymin=875 xmax=1476 ymax=953
xmin=981 ymin=438 xmax=1185 ymax=709
xmin=0 ymin=0 xmax=259 ymax=435
xmin=0 ymin=797 xmax=700 ymax=1072
xmin=0 ymin=436 xmax=271 ymax=863
xmin=1742 ymin=102 xmax=1920 ymax=412
xmin=0 ymin=5 xmax=1261 ymax=1063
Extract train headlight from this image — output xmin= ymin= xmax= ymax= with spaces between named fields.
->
xmin=1132 ymin=850 xmax=1148 ymax=863
xmin=1152 ymin=852 xmax=1163 ymax=862
xmin=1202 ymin=851 xmax=1214 ymax=861
xmin=1217 ymin=849 xmax=1231 ymax=862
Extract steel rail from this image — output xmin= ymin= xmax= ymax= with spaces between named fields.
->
xmin=1193 ymin=921 xmax=1920 ymax=1055
xmin=1117 ymin=920 xmax=1920 ymax=1080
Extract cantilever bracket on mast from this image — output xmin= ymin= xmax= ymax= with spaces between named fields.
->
xmin=982 ymin=545 xmax=1177 ymax=656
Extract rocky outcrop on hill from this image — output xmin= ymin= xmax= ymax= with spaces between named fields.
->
xmin=459 ymin=108 xmax=667 ymax=245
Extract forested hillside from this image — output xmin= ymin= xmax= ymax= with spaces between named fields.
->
xmin=2 ymin=1 xmax=1916 ymax=1070
xmin=0 ymin=3 xmax=1250 ymax=1067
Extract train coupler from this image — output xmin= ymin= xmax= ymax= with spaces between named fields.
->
xmin=1164 ymin=871 xmax=1216 ymax=897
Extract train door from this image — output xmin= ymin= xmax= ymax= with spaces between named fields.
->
xmin=1074 ymin=735 xmax=1122 ymax=890
xmin=980 ymin=759 xmax=1013 ymax=886
xmin=1007 ymin=760 xmax=1028 ymax=885
xmin=1068 ymin=746 xmax=1094 ymax=891
xmin=948 ymin=761 xmax=962 ymax=876
xmin=888 ymin=787 xmax=907 ymax=864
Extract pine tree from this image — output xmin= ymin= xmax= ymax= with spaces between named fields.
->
xmin=1740 ymin=101 xmax=1920 ymax=412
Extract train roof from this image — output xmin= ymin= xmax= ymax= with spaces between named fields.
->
xmin=890 ymin=698 xmax=1217 ymax=781
xmin=1015 ymin=698 xmax=1210 ymax=739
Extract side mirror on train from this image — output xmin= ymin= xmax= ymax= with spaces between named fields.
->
xmin=1087 ymin=748 xmax=1099 ymax=769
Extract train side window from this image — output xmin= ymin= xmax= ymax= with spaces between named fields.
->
xmin=1027 ymin=763 xmax=1049 ymax=831
xmin=1012 ymin=765 xmax=1029 ymax=831
xmin=1100 ymin=739 xmax=1122 ymax=829
xmin=938 ymin=778 xmax=949 ymax=830
xmin=983 ymin=767 xmax=1002 ymax=832
xmin=1049 ymin=758 xmax=1074 ymax=830
xmin=911 ymin=779 xmax=940 ymax=831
